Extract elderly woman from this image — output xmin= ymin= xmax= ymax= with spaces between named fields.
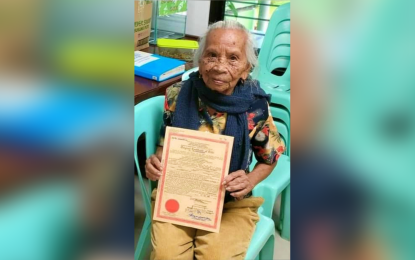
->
xmin=145 ymin=20 xmax=285 ymax=260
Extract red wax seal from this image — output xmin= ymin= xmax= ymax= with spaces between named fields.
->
xmin=165 ymin=199 xmax=180 ymax=213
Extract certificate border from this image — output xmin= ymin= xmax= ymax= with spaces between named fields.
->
xmin=156 ymin=132 xmax=230 ymax=229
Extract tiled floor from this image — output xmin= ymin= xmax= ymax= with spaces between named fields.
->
xmin=273 ymin=229 xmax=291 ymax=260
xmin=134 ymin=177 xmax=290 ymax=259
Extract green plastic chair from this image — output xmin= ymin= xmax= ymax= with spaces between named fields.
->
xmin=273 ymin=120 xmax=290 ymax=240
xmin=268 ymin=93 xmax=290 ymax=125
xmin=270 ymin=106 xmax=290 ymax=131
xmin=253 ymin=3 xmax=290 ymax=92
xmin=134 ymin=96 xmax=164 ymax=260
xmin=273 ymin=117 xmax=290 ymax=241
xmin=251 ymin=117 xmax=290 ymax=220
xmin=251 ymin=118 xmax=290 ymax=218
xmin=182 ymin=67 xmax=199 ymax=81
xmin=249 ymin=124 xmax=290 ymax=240
xmin=250 ymin=154 xmax=290 ymax=219
xmin=247 ymin=153 xmax=290 ymax=259
xmin=134 ymin=96 xmax=289 ymax=260
xmin=279 ymin=184 xmax=290 ymax=240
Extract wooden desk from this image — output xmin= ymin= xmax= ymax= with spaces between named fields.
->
xmin=134 ymin=45 xmax=194 ymax=104
xmin=135 ymin=74 xmax=180 ymax=104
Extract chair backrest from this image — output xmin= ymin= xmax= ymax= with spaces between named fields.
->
xmin=270 ymin=106 xmax=290 ymax=126
xmin=253 ymin=3 xmax=290 ymax=91
xmin=182 ymin=67 xmax=199 ymax=81
xmin=134 ymin=96 xmax=165 ymax=216
xmin=260 ymin=3 xmax=290 ymax=72
xmin=269 ymin=89 xmax=290 ymax=113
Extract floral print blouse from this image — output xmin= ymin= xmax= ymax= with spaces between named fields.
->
xmin=158 ymin=82 xmax=285 ymax=170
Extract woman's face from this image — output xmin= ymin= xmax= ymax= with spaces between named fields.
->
xmin=199 ymin=28 xmax=251 ymax=95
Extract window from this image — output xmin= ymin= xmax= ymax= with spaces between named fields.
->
xmin=150 ymin=0 xmax=188 ymax=42
xmin=209 ymin=1 xmax=290 ymax=49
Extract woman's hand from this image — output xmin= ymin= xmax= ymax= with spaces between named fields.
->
xmin=223 ymin=161 xmax=277 ymax=201
xmin=223 ymin=170 xmax=255 ymax=201
xmin=145 ymin=147 xmax=163 ymax=181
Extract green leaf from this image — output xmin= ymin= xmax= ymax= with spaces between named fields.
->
xmin=227 ymin=1 xmax=238 ymax=17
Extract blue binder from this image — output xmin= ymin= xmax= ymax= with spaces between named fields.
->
xmin=134 ymin=51 xmax=186 ymax=81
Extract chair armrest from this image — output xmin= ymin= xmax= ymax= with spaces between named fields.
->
xmin=253 ymin=155 xmax=290 ymax=218
xmin=245 ymin=213 xmax=275 ymax=260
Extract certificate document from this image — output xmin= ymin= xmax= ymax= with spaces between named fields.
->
xmin=153 ymin=126 xmax=234 ymax=233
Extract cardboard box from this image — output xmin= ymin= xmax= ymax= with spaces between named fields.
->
xmin=134 ymin=0 xmax=153 ymax=51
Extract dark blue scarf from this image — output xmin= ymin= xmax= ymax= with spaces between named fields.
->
xmin=173 ymin=71 xmax=270 ymax=173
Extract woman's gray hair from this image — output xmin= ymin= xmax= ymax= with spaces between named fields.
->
xmin=193 ymin=20 xmax=258 ymax=70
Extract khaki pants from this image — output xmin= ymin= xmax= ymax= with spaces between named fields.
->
xmin=150 ymin=189 xmax=264 ymax=260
